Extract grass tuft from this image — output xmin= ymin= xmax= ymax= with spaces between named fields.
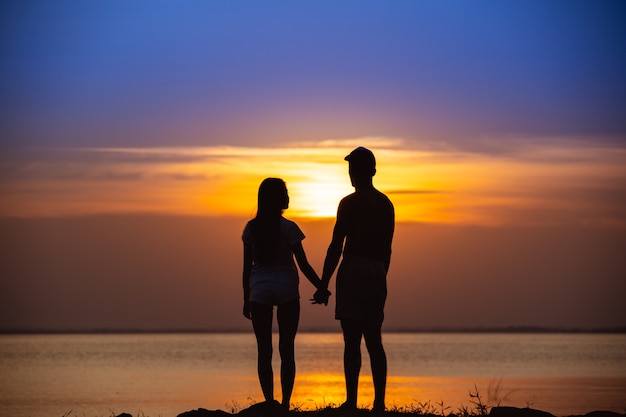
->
xmin=58 ymin=384 xmax=542 ymax=417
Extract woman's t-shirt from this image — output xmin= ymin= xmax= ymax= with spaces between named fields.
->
xmin=242 ymin=217 xmax=305 ymax=305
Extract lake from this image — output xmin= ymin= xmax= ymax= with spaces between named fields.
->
xmin=1 ymin=332 xmax=625 ymax=417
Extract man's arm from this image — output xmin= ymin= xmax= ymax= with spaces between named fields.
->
xmin=321 ymin=202 xmax=347 ymax=289
xmin=384 ymin=202 xmax=395 ymax=272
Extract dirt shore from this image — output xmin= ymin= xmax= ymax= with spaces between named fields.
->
xmin=169 ymin=401 xmax=625 ymax=417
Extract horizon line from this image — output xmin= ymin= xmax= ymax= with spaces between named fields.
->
xmin=2 ymin=325 xmax=625 ymax=335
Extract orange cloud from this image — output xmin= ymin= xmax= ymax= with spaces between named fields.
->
xmin=1 ymin=138 xmax=624 ymax=227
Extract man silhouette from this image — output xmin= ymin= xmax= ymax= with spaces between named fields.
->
xmin=316 ymin=146 xmax=395 ymax=412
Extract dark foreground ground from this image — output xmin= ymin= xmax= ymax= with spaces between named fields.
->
xmin=111 ymin=402 xmax=626 ymax=417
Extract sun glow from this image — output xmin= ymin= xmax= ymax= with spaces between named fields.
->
xmin=2 ymin=139 xmax=625 ymax=226
xmin=288 ymin=172 xmax=354 ymax=218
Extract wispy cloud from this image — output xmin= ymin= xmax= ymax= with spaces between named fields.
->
xmin=1 ymin=137 xmax=625 ymax=227
xmin=386 ymin=189 xmax=445 ymax=195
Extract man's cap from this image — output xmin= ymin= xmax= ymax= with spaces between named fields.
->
xmin=344 ymin=146 xmax=376 ymax=170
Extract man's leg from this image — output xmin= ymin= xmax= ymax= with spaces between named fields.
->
xmin=363 ymin=318 xmax=387 ymax=412
xmin=250 ymin=302 xmax=274 ymax=402
xmin=340 ymin=319 xmax=363 ymax=409
xmin=277 ymin=298 xmax=300 ymax=409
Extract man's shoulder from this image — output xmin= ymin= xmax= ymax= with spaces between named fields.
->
xmin=367 ymin=188 xmax=394 ymax=208
xmin=341 ymin=191 xmax=357 ymax=202
xmin=373 ymin=187 xmax=391 ymax=199
xmin=339 ymin=192 xmax=358 ymax=205
xmin=338 ymin=190 xmax=393 ymax=216
xmin=377 ymin=189 xmax=394 ymax=207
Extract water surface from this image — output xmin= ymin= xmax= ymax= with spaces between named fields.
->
xmin=1 ymin=333 xmax=624 ymax=417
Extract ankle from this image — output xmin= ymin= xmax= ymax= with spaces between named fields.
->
xmin=372 ymin=400 xmax=385 ymax=412
xmin=339 ymin=401 xmax=357 ymax=410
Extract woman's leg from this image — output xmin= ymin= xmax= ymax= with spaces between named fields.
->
xmin=250 ymin=302 xmax=274 ymax=402
xmin=276 ymin=298 xmax=300 ymax=409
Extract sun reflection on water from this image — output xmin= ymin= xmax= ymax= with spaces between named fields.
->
xmin=288 ymin=373 xmax=483 ymax=411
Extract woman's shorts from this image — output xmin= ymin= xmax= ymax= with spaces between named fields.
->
xmin=250 ymin=282 xmax=299 ymax=306
xmin=249 ymin=267 xmax=300 ymax=306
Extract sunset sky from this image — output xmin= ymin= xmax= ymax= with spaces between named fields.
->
xmin=1 ymin=1 xmax=625 ymax=332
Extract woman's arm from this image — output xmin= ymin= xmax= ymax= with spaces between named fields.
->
xmin=292 ymin=241 xmax=322 ymax=289
xmin=242 ymin=242 xmax=253 ymax=319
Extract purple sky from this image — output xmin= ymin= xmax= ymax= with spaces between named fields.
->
xmin=1 ymin=1 xmax=625 ymax=332
xmin=2 ymin=1 xmax=625 ymax=149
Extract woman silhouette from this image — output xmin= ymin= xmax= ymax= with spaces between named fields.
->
xmin=242 ymin=178 xmax=326 ymax=410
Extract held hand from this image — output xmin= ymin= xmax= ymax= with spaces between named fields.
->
xmin=310 ymin=288 xmax=331 ymax=306
xmin=243 ymin=301 xmax=252 ymax=320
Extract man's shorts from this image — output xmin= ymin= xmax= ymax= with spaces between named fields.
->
xmin=335 ymin=255 xmax=387 ymax=323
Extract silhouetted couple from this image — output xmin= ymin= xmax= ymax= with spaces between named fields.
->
xmin=242 ymin=147 xmax=395 ymax=413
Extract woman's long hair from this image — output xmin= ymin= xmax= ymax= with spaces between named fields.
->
xmin=251 ymin=178 xmax=289 ymax=265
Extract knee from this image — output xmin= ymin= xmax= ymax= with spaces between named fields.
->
xmin=364 ymin=335 xmax=385 ymax=355
xmin=278 ymin=341 xmax=295 ymax=358
xmin=366 ymin=343 xmax=386 ymax=361
xmin=257 ymin=342 xmax=272 ymax=358
xmin=277 ymin=327 xmax=298 ymax=358
xmin=344 ymin=342 xmax=361 ymax=359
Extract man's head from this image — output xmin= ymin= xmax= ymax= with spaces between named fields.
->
xmin=345 ymin=146 xmax=376 ymax=173
xmin=345 ymin=147 xmax=376 ymax=185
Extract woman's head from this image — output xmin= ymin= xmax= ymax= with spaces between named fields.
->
xmin=257 ymin=177 xmax=289 ymax=216
xmin=252 ymin=178 xmax=288 ymax=265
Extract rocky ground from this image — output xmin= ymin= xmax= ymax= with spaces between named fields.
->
xmin=111 ymin=401 xmax=624 ymax=417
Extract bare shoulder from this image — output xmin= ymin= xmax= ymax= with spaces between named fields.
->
xmin=372 ymin=188 xmax=394 ymax=208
